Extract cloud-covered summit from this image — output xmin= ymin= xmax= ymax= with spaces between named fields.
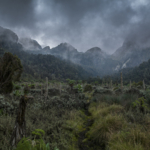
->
xmin=0 ymin=0 xmax=150 ymax=53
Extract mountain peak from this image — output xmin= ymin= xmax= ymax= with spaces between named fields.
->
xmin=85 ymin=47 xmax=102 ymax=53
xmin=58 ymin=42 xmax=77 ymax=51
xmin=43 ymin=46 xmax=50 ymax=51
xmin=19 ymin=37 xmax=42 ymax=51
xmin=0 ymin=26 xmax=18 ymax=43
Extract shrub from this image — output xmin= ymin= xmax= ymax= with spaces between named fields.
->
xmin=89 ymin=103 xmax=123 ymax=119
xmin=132 ymin=97 xmax=148 ymax=113
xmin=13 ymin=84 xmax=21 ymax=90
xmin=108 ymin=128 xmax=150 ymax=150
xmin=83 ymin=84 xmax=92 ymax=92
xmin=74 ymin=84 xmax=83 ymax=93
xmin=15 ymin=129 xmax=54 ymax=150
xmin=87 ymin=114 xmax=126 ymax=146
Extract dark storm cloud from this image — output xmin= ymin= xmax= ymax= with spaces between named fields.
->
xmin=0 ymin=0 xmax=36 ymax=28
xmin=0 ymin=0 xmax=150 ymax=53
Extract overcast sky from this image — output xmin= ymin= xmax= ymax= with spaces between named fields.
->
xmin=0 ymin=0 xmax=150 ymax=54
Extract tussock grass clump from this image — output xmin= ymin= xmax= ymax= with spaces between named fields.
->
xmin=94 ymin=94 xmax=138 ymax=110
xmin=64 ymin=110 xmax=88 ymax=149
xmin=87 ymin=113 xmax=126 ymax=146
xmin=108 ymin=127 xmax=150 ymax=150
xmin=83 ymin=84 xmax=92 ymax=92
xmin=0 ymin=115 xmax=15 ymax=149
xmin=89 ymin=102 xmax=123 ymax=118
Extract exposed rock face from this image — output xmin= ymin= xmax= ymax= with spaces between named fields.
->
xmin=19 ymin=38 xmax=42 ymax=50
xmin=0 ymin=26 xmax=18 ymax=43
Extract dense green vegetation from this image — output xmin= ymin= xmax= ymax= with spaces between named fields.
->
xmin=109 ymin=59 xmax=150 ymax=85
xmin=0 ymin=52 xmax=23 ymax=94
xmin=1 ymin=78 xmax=150 ymax=149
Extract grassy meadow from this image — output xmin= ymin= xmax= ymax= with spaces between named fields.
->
xmin=0 ymin=80 xmax=150 ymax=150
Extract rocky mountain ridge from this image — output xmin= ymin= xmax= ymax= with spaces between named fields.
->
xmin=1 ymin=25 xmax=150 ymax=77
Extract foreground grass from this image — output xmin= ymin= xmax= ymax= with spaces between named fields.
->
xmin=87 ymin=98 xmax=150 ymax=150
xmin=1 ymin=85 xmax=150 ymax=150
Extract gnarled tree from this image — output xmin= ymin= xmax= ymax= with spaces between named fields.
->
xmin=0 ymin=52 xmax=23 ymax=94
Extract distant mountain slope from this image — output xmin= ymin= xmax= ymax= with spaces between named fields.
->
xmin=0 ymin=26 xmax=18 ymax=42
xmin=2 ymin=25 xmax=150 ymax=79
xmin=112 ymin=59 xmax=150 ymax=84
xmin=19 ymin=37 xmax=42 ymax=51
xmin=31 ymin=44 xmax=119 ymax=77
xmin=0 ymin=27 xmax=92 ymax=80
xmin=112 ymin=40 xmax=150 ymax=69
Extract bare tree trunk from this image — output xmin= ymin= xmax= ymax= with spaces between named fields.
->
xmin=121 ymin=72 xmax=123 ymax=90
xmin=143 ymin=80 xmax=145 ymax=90
xmin=59 ymin=83 xmax=61 ymax=95
xmin=130 ymin=80 xmax=131 ymax=89
xmin=45 ymin=77 xmax=48 ymax=102
xmin=10 ymin=96 xmax=27 ymax=147
xmin=110 ymin=80 xmax=112 ymax=89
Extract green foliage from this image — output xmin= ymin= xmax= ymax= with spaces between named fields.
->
xmin=95 ymin=81 xmax=98 ymax=85
xmin=66 ymin=79 xmax=76 ymax=85
xmin=0 ymin=52 xmax=23 ymax=94
xmin=13 ymin=90 xmax=22 ymax=97
xmin=113 ymin=86 xmax=119 ymax=91
xmin=83 ymin=84 xmax=92 ymax=92
xmin=13 ymin=83 xmax=21 ymax=90
xmin=15 ymin=129 xmax=59 ymax=150
xmin=132 ymin=97 xmax=147 ymax=108
xmin=132 ymin=81 xmax=143 ymax=88
xmin=0 ymin=109 xmax=3 ymax=116
xmin=29 ymin=84 xmax=35 ymax=89
xmin=132 ymin=97 xmax=148 ymax=112
xmin=74 ymin=84 xmax=83 ymax=93
xmin=78 ymin=80 xmax=82 ymax=84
